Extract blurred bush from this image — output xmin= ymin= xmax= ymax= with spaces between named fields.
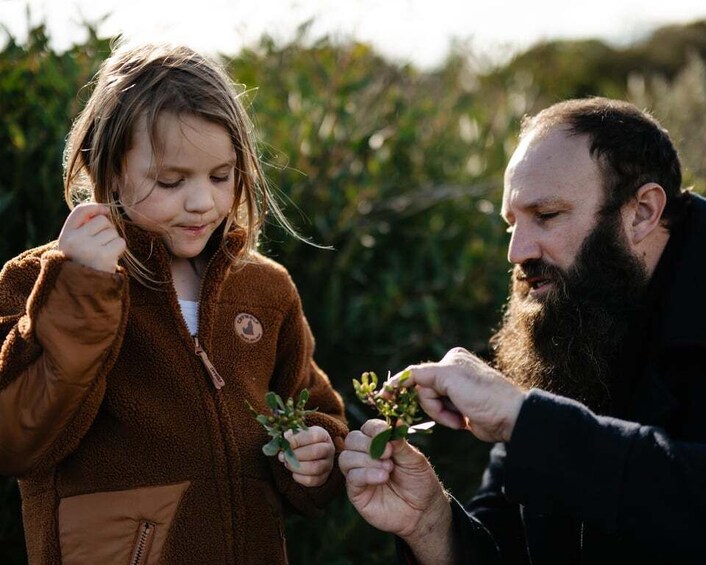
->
xmin=1 ymin=17 xmax=704 ymax=564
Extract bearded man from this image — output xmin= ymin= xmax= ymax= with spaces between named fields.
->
xmin=340 ymin=97 xmax=706 ymax=564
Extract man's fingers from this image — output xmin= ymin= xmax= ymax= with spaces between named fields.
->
xmin=345 ymin=466 xmax=391 ymax=488
xmin=339 ymin=449 xmax=393 ymax=475
xmin=408 ymin=365 xmax=445 ymax=390
xmin=343 ymin=430 xmax=371 ymax=453
xmin=416 ymin=386 xmax=467 ymax=430
xmin=360 ymin=418 xmax=392 ymax=438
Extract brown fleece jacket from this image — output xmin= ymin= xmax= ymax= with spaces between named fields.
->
xmin=0 ymin=224 xmax=348 ymax=565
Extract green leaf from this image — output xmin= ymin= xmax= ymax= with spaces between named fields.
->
xmin=256 ymin=415 xmax=269 ymax=425
xmin=283 ymin=446 xmax=301 ymax=469
xmin=265 ymin=392 xmax=278 ymax=411
xmin=297 ymin=388 xmax=309 ymax=408
xmin=262 ymin=437 xmax=281 ymax=457
xmin=391 ymin=424 xmax=408 ymax=440
xmin=369 ymin=427 xmax=392 ymax=459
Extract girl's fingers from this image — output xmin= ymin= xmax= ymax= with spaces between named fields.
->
xmin=289 ymin=441 xmax=334 ymax=462
xmin=90 ymin=225 xmax=122 ymax=247
xmin=80 ymin=213 xmax=114 ymax=236
xmin=287 ymin=458 xmax=332 ymax=477
xmin=64 ymin=203 xmax=111 ymax=229
xmin=291 ymin=471 xmax=329 ymax=487
xmin=103 ymin=236 xmax=127 ymax=257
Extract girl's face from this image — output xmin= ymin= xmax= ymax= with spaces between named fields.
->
xmin=121 ymin=112 xmax=236 ymax=259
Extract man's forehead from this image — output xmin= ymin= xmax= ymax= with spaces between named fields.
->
xmin=502 ymin=128 xmax=601 ymax=209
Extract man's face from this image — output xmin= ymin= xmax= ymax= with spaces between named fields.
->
xmin=501 ymin=127 xmax=607 ymax=297
xmin=494 ymin=126 xmax=650 ymax=411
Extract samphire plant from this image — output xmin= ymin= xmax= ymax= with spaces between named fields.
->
xmin=353 ymin=370 xmax=433 ymax=459
xmin=247 ymin=389 xmax=316 ymax=469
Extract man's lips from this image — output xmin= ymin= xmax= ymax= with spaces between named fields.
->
xmin=525 ymin=276 xmax=552 ymax=290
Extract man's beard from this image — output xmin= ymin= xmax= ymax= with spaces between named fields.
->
xmin=491 ymin=213 xmax=649 ymax=413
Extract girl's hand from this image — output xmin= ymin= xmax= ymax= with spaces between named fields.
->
xmin=58 ymin=203 xmax=126 ymax=273
xmin=279 ymin=426 xmax=335 ymax=487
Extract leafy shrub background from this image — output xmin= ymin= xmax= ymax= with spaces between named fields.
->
xmin=1 ymin=19 xmax=705 ymax=564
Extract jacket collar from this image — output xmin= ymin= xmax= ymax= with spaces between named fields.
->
xmin=657 ymin=192 xmax=706 ymax=349
xmin=119 ymin=221 xmax=247 ymax=283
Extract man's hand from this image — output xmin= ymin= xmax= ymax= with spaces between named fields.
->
xmin=58 ymin=203 xmax=126 ymax=273
xmin=279 ymin=426 xmax=335 ymax=487
xmin=340 ymin=419 xmax=455 ymax=564
xmin=393 ymin=347 xmax=527 ymax=442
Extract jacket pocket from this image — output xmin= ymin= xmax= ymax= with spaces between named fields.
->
xmin=58 ymin=481 xmax=190 ymax=565
xmin=129 ymin=520 xmax=156 ymax=565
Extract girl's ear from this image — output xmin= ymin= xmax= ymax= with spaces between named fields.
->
xmin=629 ymin=182 xmax=667 ymax=245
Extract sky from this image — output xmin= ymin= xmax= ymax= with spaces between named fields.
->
xmin=4 ymin=0 xmax=706 ymax=68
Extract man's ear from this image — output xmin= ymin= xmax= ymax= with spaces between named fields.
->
xmin=629 ymin=183 xmax=667 ymax=244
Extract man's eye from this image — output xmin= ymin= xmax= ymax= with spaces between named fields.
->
xmin=537 ymin=211 xmax=559 ymax=222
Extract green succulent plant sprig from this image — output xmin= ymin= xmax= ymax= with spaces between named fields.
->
xmin=247 ymin=389 xmax=316 ymax=469
xmin=353 ymin=370 xmax=434 ymax=459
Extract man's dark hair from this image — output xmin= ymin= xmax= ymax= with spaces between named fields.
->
xmin=520 ymin=97 xmax=690 ymax=228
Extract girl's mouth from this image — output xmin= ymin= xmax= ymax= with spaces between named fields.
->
xmin=180 ymin=224 xmax=207 ymax=235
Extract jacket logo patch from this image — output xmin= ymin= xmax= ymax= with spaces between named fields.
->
xmin=235 ymin=313 xmax=263 ymax=343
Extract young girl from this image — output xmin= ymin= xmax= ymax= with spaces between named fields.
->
xmin=0 ymin=42 xmax=347 ymax=564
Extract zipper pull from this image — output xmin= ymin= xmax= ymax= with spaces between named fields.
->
xmin=194 ymin=336 xmax=225 ymax=389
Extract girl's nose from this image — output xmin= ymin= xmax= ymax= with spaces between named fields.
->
xmin=184 ymin=180 xmax=216 ymax=214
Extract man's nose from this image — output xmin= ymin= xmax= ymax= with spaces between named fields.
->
xmin=507 ymin=224 xmax=542 ymax=265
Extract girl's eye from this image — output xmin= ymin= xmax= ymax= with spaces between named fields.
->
xmin=156 ymin=179 xmax=182 ymax=189
xmin=211 ymin=174 xmax=231 ymax=184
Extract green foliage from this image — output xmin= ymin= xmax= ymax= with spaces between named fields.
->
xmin=353 ymin=370 xmax=429 ymax=458
xmin=0 ymin=23 xmax=110 ymax=263
xmin=2 ymin=17 xmax=706 ymax=565
xmin=247 ymin=389 xmax=316 ymax=468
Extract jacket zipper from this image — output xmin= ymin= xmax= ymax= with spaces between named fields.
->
xmin=190 ymin=249 xmax=226 ymax=390
xmin=191 ymin=244 xmax=237 ymax=563
xmin=580 ymin=520 xmax=584 ymax=563
xmin=194 ymin=336 xmax=226 ymax=389
xmin=129 ymin=521 xmax=156 ymax=565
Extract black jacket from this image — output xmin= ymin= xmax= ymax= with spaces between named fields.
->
xmin=449 ymin=192 xmax=706 ymax=564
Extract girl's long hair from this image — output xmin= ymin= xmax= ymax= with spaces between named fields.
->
xmin=64 ymin=40 xmax=296 ymax=284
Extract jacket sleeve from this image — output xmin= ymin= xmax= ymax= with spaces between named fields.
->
xmin=267 ymin=278 xmax=348 ymax=516
xmin=395 ymin=490 xmax=508 ymax=565
xmin=395 ymin=443 xmax=528 ymax=565
xmin=0 ymin=249 xmax=129 ymax=477
xmin=503 ymin=388 xmax=706 ymax=558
